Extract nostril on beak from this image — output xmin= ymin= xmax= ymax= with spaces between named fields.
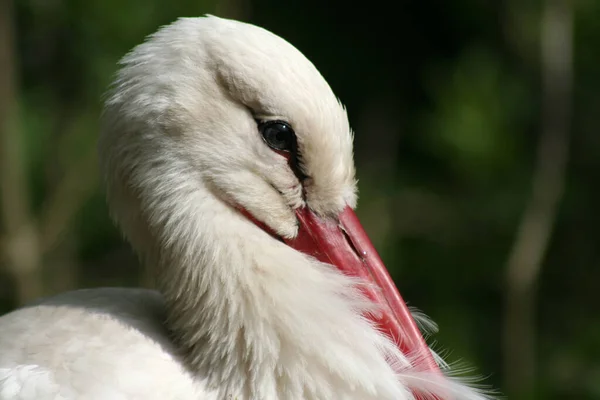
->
xmin=340 ymin=225 xmax=365 ymax=263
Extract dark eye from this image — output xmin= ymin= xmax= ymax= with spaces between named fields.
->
xmin=259 ymin=120 xmax=296 ymax=152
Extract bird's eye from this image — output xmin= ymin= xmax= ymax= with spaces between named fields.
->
xmin=259 ymin=121 xmax=296 ymax=152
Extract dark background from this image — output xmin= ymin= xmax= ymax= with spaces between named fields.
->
xmin=1 ymin=0 xmax=597 ymax=398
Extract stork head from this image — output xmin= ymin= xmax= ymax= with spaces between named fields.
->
xmin=102 ymin=15 xmax=356 ymax=238
xmin=99 ymin=15 xmax=487 ymax=400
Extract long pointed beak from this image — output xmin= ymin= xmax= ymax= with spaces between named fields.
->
xmin=287 ymin=206 xmax=441 ymax=374
xmin=240 ymin=203 xmax=442 ymax=390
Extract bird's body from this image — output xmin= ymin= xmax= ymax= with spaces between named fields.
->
xmin=0 ymin=16 xmax=491 ymax=400
xmin=0 ymin=289 xmax=209 ymax=400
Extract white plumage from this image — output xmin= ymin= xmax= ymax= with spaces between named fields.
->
xmin=0 ymin=16 xmax=491 ymax=400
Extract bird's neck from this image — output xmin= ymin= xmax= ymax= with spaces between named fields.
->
xmin=137 ymin=184 xmax=408 ymax=400
xmin=108 ymin=150 xmax=408 ymax=399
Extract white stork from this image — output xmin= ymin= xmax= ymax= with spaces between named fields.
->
xmin=0 ymin=16 xmax=492 ymax=400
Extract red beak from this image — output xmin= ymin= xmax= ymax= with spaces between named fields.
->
xmin=287 ymin=207 xmax=441 ymax=372
xmin=241 ymin=205 xmax=442 ymax=397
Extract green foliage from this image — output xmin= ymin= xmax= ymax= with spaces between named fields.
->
xmin=423 ymin=46 xmax=532 ymax=182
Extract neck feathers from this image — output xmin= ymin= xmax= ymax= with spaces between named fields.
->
xmin=150 ymin=184 xmax=409 ymax=399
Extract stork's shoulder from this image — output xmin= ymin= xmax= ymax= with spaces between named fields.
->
xmin=0 ymin=288 xmax=215 ymax=400
xmin=0 ymin=288 xmax=171 ymax=356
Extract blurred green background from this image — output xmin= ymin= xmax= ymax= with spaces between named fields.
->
xmin=0 ymin=0 xmax=597 ymax=398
